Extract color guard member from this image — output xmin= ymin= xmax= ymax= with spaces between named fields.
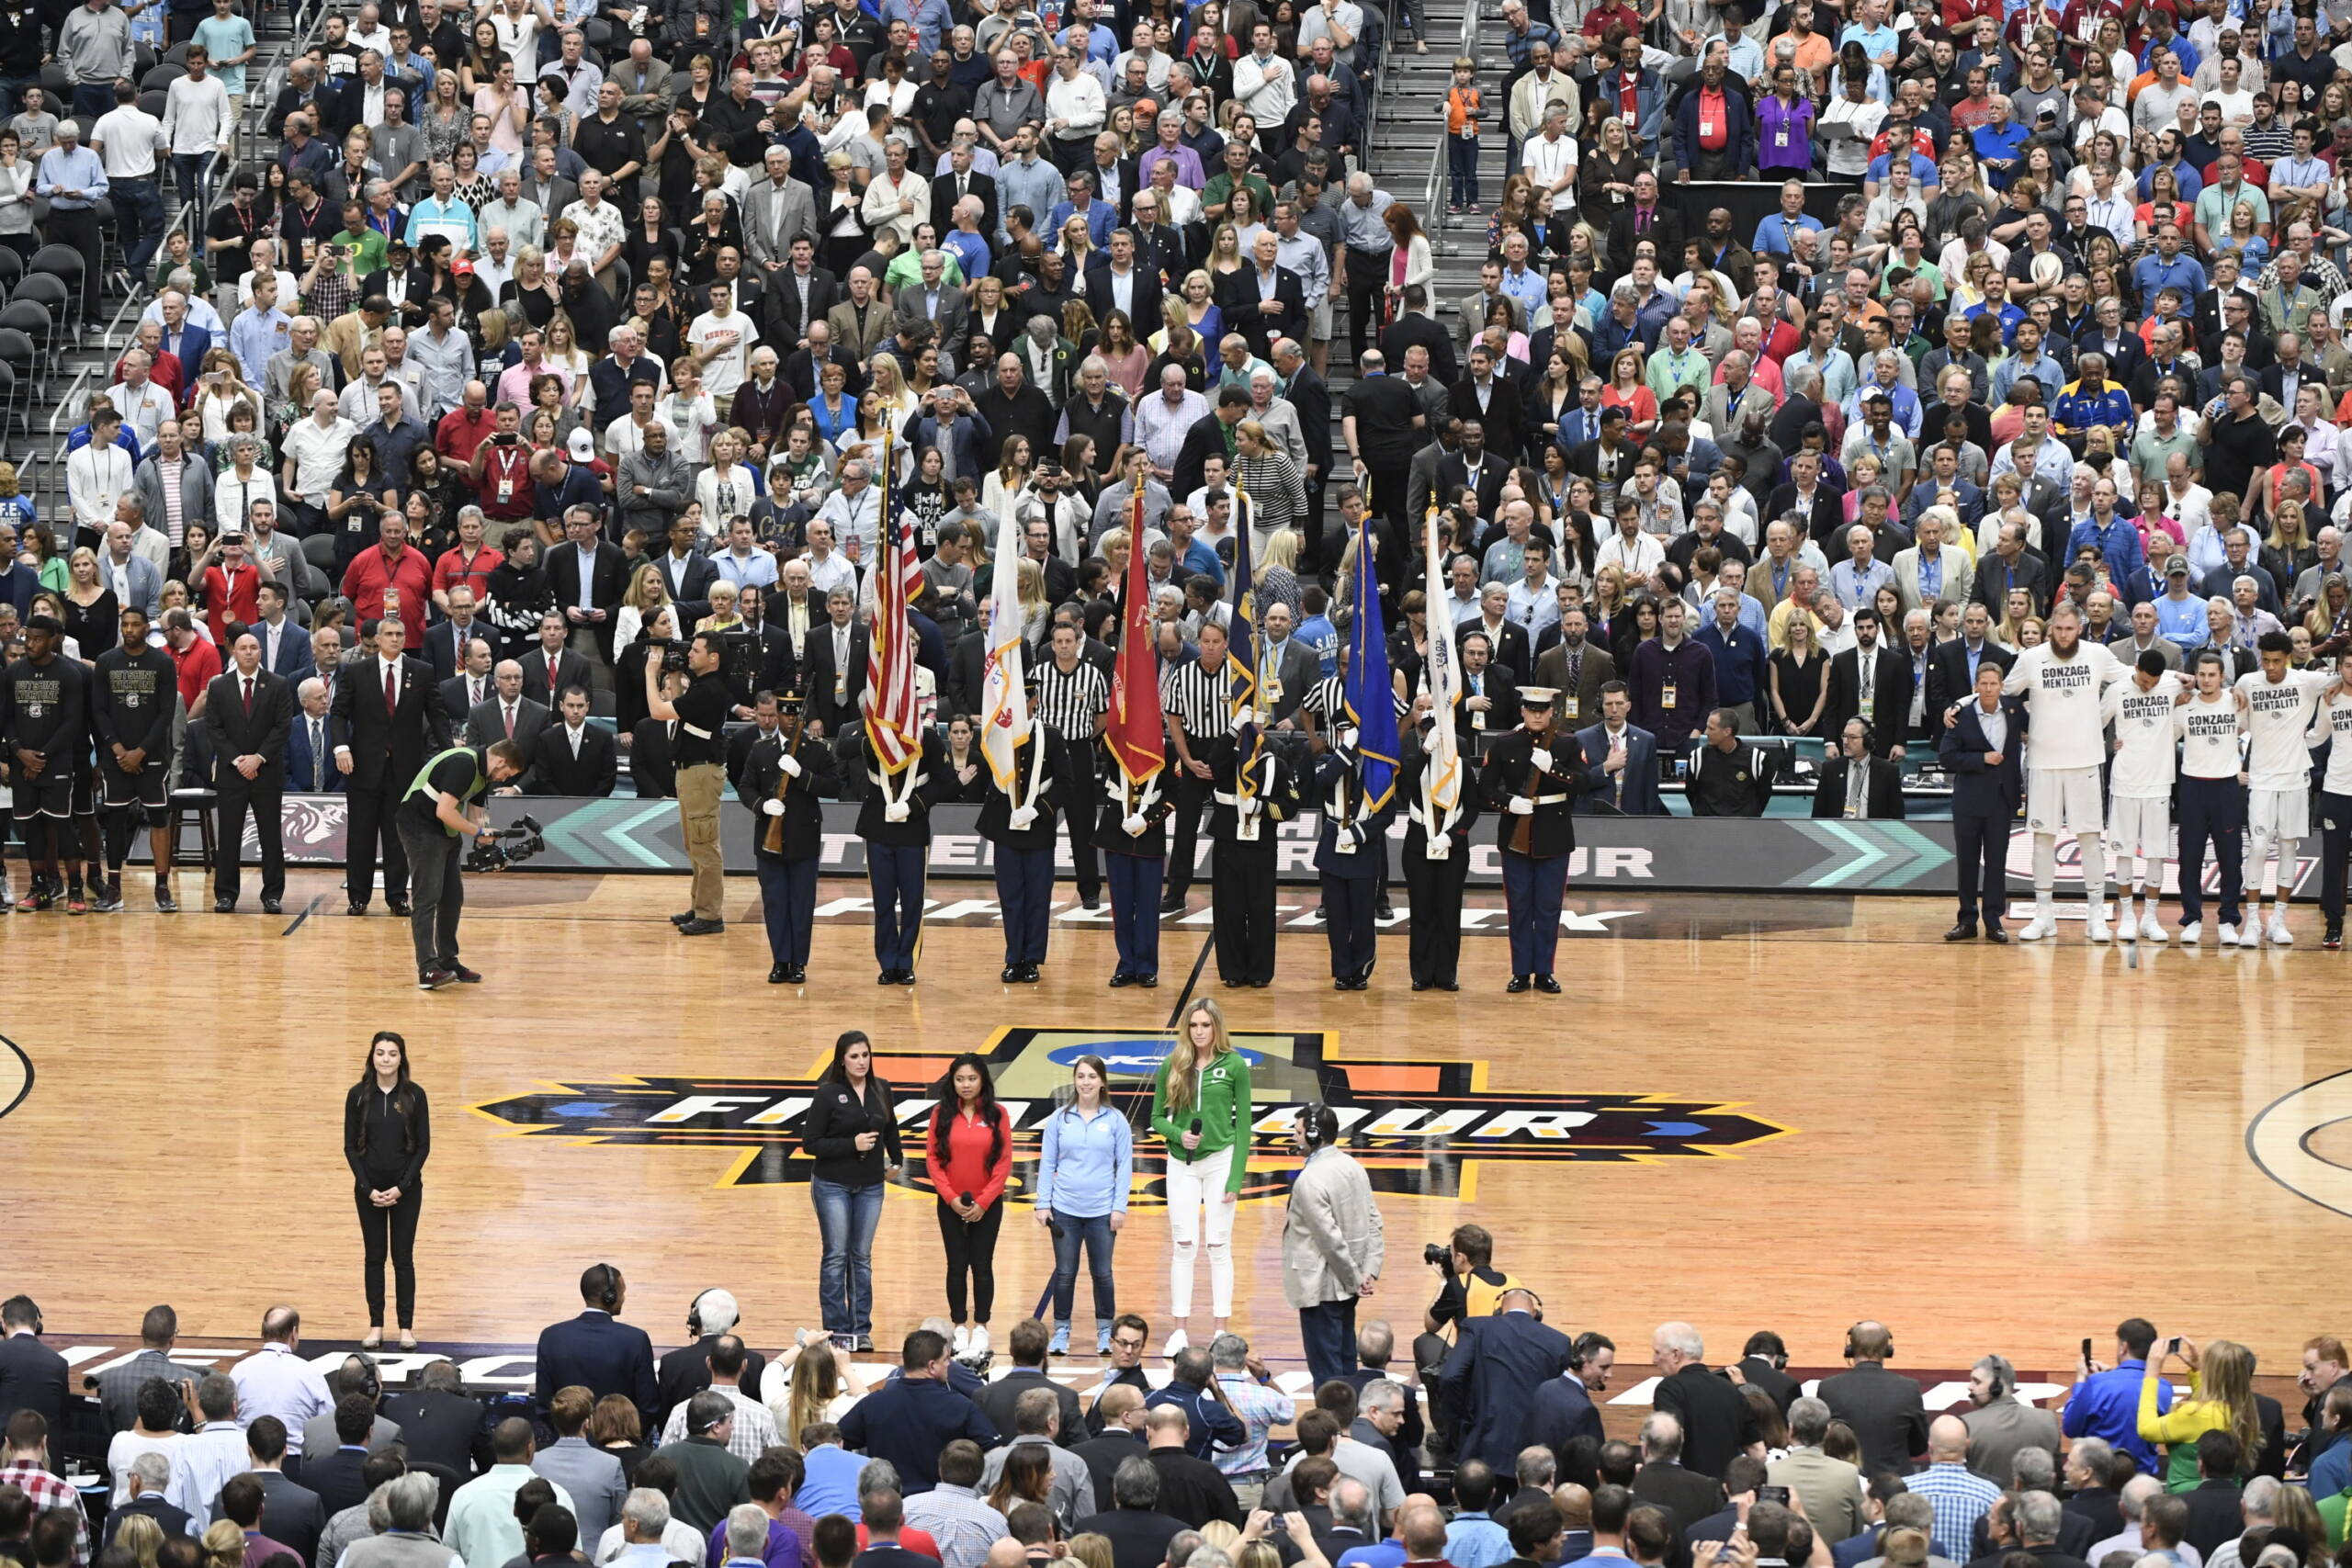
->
xmin=1480 ymin=686 xmax=1598 ymax=992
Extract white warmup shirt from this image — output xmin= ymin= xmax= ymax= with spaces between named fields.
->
xmin=2175 ymin=690 xmax=2247 ymax=777
xmin=2236 ymin=669 xmax=2332 ymax=790
xmin=2004 ymin=640 xmax=2124 ymax=770
xmin=2312 ymin=691 xmax=2352 ymax=795
xmin=2099 ymin=671 xmax=2182 ymax=799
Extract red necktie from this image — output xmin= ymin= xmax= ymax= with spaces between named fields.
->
xmin=548 ymin=654 xmax=560 ymax=694
xmin=385 ymin=664 xmax=398 ymax=716
xmin=243 ymin=677 xmax=254 ymax=715
xmin=504 ymin=705 xmax=515 ymax=741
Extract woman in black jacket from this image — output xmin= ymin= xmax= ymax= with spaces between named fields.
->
xmin=345 ymin=1031 xmax=431 ymax=1350
xmin=798 ymin=1031 xmax=903 ymax=1353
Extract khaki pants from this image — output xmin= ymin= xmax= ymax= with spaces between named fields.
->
xmin=676 ymin=762 xmax=726 ymax=919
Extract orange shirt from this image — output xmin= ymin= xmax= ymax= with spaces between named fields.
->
xmin=1447 ymin=85 xmax=1483 ymax=135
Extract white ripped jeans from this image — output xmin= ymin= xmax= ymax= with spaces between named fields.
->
xmin=1167 ymin=1144 xmax=1236 ymax=1318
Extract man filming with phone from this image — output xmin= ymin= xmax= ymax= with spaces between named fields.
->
xmin=2059 ymin=1319 xmax=2176 ymax=1477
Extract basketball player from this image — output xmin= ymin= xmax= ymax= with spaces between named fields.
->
xmin=2098 ymin=649 xmax=2182 ymax=943
xmin=2235 ymin=631 xmax=2333 ymax=945
xmin=2172 ymin=651 xmax=2250 ymax=946
xmin=2001 ymin=601 xmax=2126 ymax=941
xmin=2311 ymin=652 xmax=2352 ymax=951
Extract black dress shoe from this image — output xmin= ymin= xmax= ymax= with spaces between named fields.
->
xmin=1532 ymin=974 xmax=1562 ymax=993
xmin=1985 ymin=927 xmax=2010 ymax=944
xmin=1411 ymin=980 xmax=1430 ymax=992
xmin=670 ymin=910 xmax=695 ymax=926
xmin=896 ymin=969 xmax=917 ymax=986
xmin=213 ymin=897 xmax=236 ymax=913
xmin=1080 ymin=894 xmax=1101 ymax=911
xmin=1158 ymin=893 xmax=1184 ymax=914
xmin=1001 ymin=965 xmax=1019 ymax=983
xmin=878 ymin=970 xmax=898 ymax=985
xmin=1139 ymin=974 xmax=1159 ymax=987
xmin=772 ymin=964 xmax=791 ymax=983
xmin=1506 ymin=975 xmax=1531 ymax=993
xmin=678 ymin=917 xmax=725 ymax=935
xmin=787 ymin=965 xmax=808 ymax=983
xmin=1250 ymin=978 xmax=1272 ymax=987
xmin=1109 ymin=972 xmax=1133 ymax=987
xmin=1374 ymin=898 xmax=1395 ymax=919
xmin=1437 ymin=980 xmax=1460 ymax=992
xmin=385 ymin=897 xmax=412 ymax=917
xmin=347 ymin=901 xmax=368 ymax=916
xmin=1944 ymin=923 xmax=1979 ymax=942
xmin=261 ymin=897 xmax=282 ymax=915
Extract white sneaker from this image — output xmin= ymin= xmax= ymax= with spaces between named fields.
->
xmin=2218 ymin=922 xmax=2240 ymax=947
xmin=2141 ymin=913 xmax=2168 ymax=943
xmin=952 ymin=1325 xmax=970 ymax=1355
xmin=968 ymin=1325 xmax=989 ymax=1358
xmin=2116 ymin=904 xmax=2138 ymax=942
xmin=1162 ymin=1327 xmax=1190 ymax=1357
xmin=2180 ymin=920 xmax=2202 ymax=945
xmin=2086 ymin=912 xmax=2112 ymax=943
xmin=2019 ymin=914 xmax=2056 ymax=941
xmin=2269 ymin=916 xmax=2295 ymax=946
xmin=2239 ymin=919 xmax=2265 ymax=948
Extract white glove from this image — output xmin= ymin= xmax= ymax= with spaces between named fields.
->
xmin=1123 ymin=812 xmax=1148 ymax=835
xmin=1238 ymin=795 xmax=1261 ymax=817
xmin=1342 ymin=824 xmax=1365 ymax=850
xmin=779 ymin=753 xmax=802 ymax=778
xmin=884 ymin=800 xmax=910 ymax=822
xmin=1531 ymin=747 xmax=1554 ymax=773
xmin=1008 ymin=806 xmax=1037 ymax=829
xmin=1509 ymin=795 xmax=1535 ymax=816
xmin=761 ymin=797 xmax=786 ymax=817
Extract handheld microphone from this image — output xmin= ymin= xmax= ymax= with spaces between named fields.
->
xmin=1189 ymin=1116 xmax=1203 ymax=1134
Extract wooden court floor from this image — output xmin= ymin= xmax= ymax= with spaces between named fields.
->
xmin=7 ymin=868 xmax=2352 ymax=1380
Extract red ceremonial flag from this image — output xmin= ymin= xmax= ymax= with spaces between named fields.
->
xmin=1104 ymin=490 xmax=1164 ymax=784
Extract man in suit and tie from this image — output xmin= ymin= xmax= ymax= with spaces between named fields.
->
xmin=1733 ymin=1334 xmax=1801 ymax=1416
xmin=1941 ymin=661 xmax=2026 ymax=941
xmin=1925 ymin=603 xmax=2016 ymax=719
xmin=930 ymin=146 xmax=998 ymax=251
xmin=1532 ymin=607 xmax=1616 ymax=728
xmin=522 ymin=612 xmax=596 ymax=708
xmin=770 ymin=243 xmax=844 ymax=357
xmin=420 ymin=589 xmax=488 ymax=683
xmin=1214 ymin=233 xmax=1307 ymax=363
xmin=1972 ymin=516 xmax=2049 ymax=616
xmin=472 ymin=660 xmax=555 ymax=753
xmin=1254 ymin=602 xmax=1324 ymax=726
xmin=1606 ymin=170 xmax=1683 ymax=281
xmin=1082 ymin=230 xmax=1164 ymax=339
xmin=1823 ymin=609 xmax=1912 ymax=759
xmin=286 ymin=678 xmax=347 ymax=795
xmin=1764 ymin=453 xmax=1843 ymax=554
xmin=801 ymin=586 xmax=869 ymax=738
xmin=1811 ymin=719 xmax=1905 ymax=818
xmin=892 ymin=251 xmax=972 ymax=348
xmin=1575 ymin=682 xmax=1661 ymax=816
xmin=253 ymin=582 xmax=314 ymax=679
xmin=1815 ymin=1323 xmax=1928 ymax=1476
xmin=535 ymin=1264 xmax=659 ymax=1422
xmin=651 ymin=519 xmax=723 ymax=605
xmin=1631 ymin=1412 xmax=1731 ymax=1533
xmin=203 ymin=630 xmax=294 ymax=913
xmin=544 ymin=509 xmax=629 ymax=663
xmin=1453 ymin=633 xmax=1519 ymax=751
xmin=526 ymin=687 xmax=620 ymax=796
xmin=1530 ymin=1338 xmax=1609 ymax=1462
xmin=1435 ymin=422 xmax=1510 ymax=525
xmin=333 ymin=615 xmax=452 ymax=918
xmin=1437 ymin=1289 xmax=1576 ymax=1472
xmin=1445 ymin=348 xmax=1526 ymax=463
xmin=826 ymin=266 xmax=894 ymax=361
xmin=743 ymin=145 xmax=820 ymax=282
xmin=442 ymin=637 xmax=497 ymax=720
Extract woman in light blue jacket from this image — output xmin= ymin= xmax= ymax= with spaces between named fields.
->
xmin=1035 ymin=1053 xmax=1134 ymax=1356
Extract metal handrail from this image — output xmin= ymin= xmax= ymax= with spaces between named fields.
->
xmin=1419 ymin=0 xmax=1482 ymax=241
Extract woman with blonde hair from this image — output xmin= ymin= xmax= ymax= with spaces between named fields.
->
xmin=695 ymin=430 xmax=761 ymax=535
xmin=1016 ymin=558 xmax=1050 ymax=645
xmin=542 ymin=313 xmax=594 ymax=400
xmin=1206 ymin=221 xmax=1245 ymax=277
xmin=869 ymin=355 xmax=918 ymax=424
xmin=198 ymin=1521 xmax=246 ymax=1568
xmin=614 ymin=561 xmax=674 ymax=653
xmin=761 ymin=1332 xmax=869 ymax=1441
xmin=1148 ymin=997 xmax=1252 ymax=1355
xmin=986 ymin=434 xmax=1035 ymax=521
xmin=114 ymin=1514 xmax=164 ymax=1568
xmin=2141 ymin=1337 xmax=2265 ymax=1490
xmin=1232 ymin=422 xmax=1307 ymax=547
xmin=695 ymin=580 xmax=744 ymax=634
xmin=1067 ymin=1539 xmax=1115 ymax=1568
xmin=1176 ymin=268 xmax=1223 ymax=341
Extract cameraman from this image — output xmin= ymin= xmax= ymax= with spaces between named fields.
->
xmin=1414 ymin=1224 xmax=1523 ymax=1461
xmin=647 ymin=632 xmax=734 ymax=935
xmin=397 ymin=739 xmax=526 ymax=989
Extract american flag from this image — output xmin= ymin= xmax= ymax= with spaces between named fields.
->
xmin=862 ymin=440 xmax=925 ymax=773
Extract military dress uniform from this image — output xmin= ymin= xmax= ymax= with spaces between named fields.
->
xmin=978 ymin=723 xmax=1066 ymax=982
xmin=1478 ymin=688 xmax=1601 ymax=992
xmin=1399 ymin=719 xmax=1481 ymax=991
xmin=1100 ymin=742 xmax=1179 ymax=985
xmin=1312 ymin=733 xmax=1394 ymax=990
xmin=744 ymin=712 xmax=840 ymax=984
xmin=855 ymin=725 xmax=949 ymax=983
xmin=1208 ymin=728 xmax=1303 ymax=987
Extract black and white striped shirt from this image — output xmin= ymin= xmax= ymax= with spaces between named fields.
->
xmin=1303 ymin=675 xmax=1412 ymax=721
xmin=1033 ymin=658 xmax=1110 ymax=738
xmin=1160 ymin=658 xmax=1233 ymax=740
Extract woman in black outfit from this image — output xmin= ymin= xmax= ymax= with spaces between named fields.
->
xmin=344 ymin=1031 xmax=430 ymax=1349
xmin=798 ymin=1031 xmax=903 ymax=1352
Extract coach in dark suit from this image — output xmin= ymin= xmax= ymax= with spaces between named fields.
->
xmin=441 ymin=660 xmax=495 ymax=722
xmin=333 ymin=620 xmax=452 ymax=916
xmin=418 ymin=614 xmax=479 ymax=684
xmin=526 ymin=696 xmax=620 ymax=796
xmin=1810 ymin=724 xmax=1906 ymax=819
xmin=1437 ymin=1292 xmax=1576 ymax=1471
xmin=544 ymin=523 xmax=630 ymax=660
xmin=469 ymin=688 xmax=553 ymax=752
xmin=536 ymin=1265 xmax=659 ymax=1421
xmin=520 ymin=626 xmax=597 ymax=709
xmin=285 ymin=696 xmax=347 ymax=794
xmin=1632 ymin=1421 xmax=1729 ymax=1532
xmin=0 ymin=1303 xmax=68 ymax=1456
xmin=1822 ymin=616 xmax=1913 ymax=759
xmin=204 ymin=633 xmax=293 ymax=912
xmin=1531 ymin=1365 xmax=1605 ymax=1465
xmin=381 ymin=1361 xmax=484 ymax=1476
xmin=1816 ymin=1325 xmax=1928 ymax=1475
xmin=300 ymin=1402 xmax=379 ymax=1517
xmin=1574 ymin=706 xmax=1661 ymax=816
xmin=1940 ymin=669 xmax=2025 ymax=941
xmin=1923 ymin=625 xmax=2016 ymax=730
xmin=1734 ymin=1337 xmax=1801 ymax=1416
xmin=800 ymin=610 xmax=871 ymax=737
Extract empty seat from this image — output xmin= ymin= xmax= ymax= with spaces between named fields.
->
xmin=141 ymin=63 xmax=186 ymax=93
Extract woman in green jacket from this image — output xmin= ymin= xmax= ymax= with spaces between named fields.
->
xmin=1151 ymin=997 xmax=1253 ymax=1358
xmin=2138 ymin=1337 xmax=2264 ymax=1491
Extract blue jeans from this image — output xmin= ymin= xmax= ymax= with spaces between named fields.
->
xmin=114 ymin=176 xmax=166 ymax=278
xmin=172 ymin=151 xmax=215 ymax=213
xmin=1048 ymin=1211 xmax=1117 ymax=1325
xmin=810 ymin=1177 xmax=885 ymax=1337
xmin=1448 ymin=134 xmax=1480 ymax=207
xmin=1298 ymin=1296 xmax=1359 ymax=1388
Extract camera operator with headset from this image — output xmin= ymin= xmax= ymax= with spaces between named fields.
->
xmin=1281 ymin=1102 xmax=1385 ymax=1388
xmin=1413 ymin=1224 xmax=1524 ymax=1461
xmin=646 ymin=632 xmax=737 ymax=936
xmin=395 ymin=738 xmax=526 ymax=990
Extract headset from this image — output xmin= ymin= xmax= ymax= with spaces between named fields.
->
xmin=593 ymin=1263 xmax=621 ymax=1312
xmin=1296 ymin=1101 xmax=1339 ymax=1149
xmin=345 ymin=1350 xmax=382 ymax=1403
xmin=1842 ymin=1322 xmax=1892 ymax=1360
xmin=687 ymin=1289 xmax=714 ymax=1337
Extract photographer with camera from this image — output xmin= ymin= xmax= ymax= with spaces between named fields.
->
xmin=395 ymin=738 xmax=527 ymax=989
xmin=646 ymin=632 xmax=738 ymax=936
xmin=1413 ymin=1225 xmax=1525 ymax=1461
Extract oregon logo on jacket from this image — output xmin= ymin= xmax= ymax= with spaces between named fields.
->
xmin=473 ymin=1028 xmax=1791 ymax=1196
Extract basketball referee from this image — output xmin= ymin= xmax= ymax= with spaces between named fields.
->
xmin=1034 ymin=622 xmax=1112 ymax=910
xmin=1159 ymin=621 xmax=1233 ymax=913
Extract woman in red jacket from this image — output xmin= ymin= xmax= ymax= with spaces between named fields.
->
xmin=927 ymin=1052 xmax=1012 ymax=1360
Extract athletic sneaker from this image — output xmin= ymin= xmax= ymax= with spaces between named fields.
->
xmin=968 ymin=1325 xmax=990 ymax=1359
xmin=2179 ymin=920 xmax=2202 ymax=945
xmin=952 ymin=1325 xmax=970 ymax=1356
xmin=2140 ymin=912 xmax=2167 ymax=943
xmin=2018 ymin=914 xmax=2056 ymax=941
xmin=2238 ymin=920 xmax=2265 ymax=948
xmin=2086 ymin=912 xmax=2111 ymax=942
xmin=2217 ymin=923 xmax=2240 ymax=946
xmin=418 ymin=967 xmax=459 ymax=989
xmin=1048 ymin=1323 xmax=1070 ymax=1356
xmin=2116 ymin=906 xmax=2137 ymax=942
xmin=1162 ymin=1327 xmax=1190 ymax=1357
xmin=1098 ymin=1324 xmax=1114 ymax=1355
xmin=2269 ymin=916 xmax=2294 ymax=946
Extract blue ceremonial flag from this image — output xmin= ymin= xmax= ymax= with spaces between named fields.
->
xmin=1344 ymin=513 xmax=1398 ymax=812
xmin=1227 ymin=502 xmax=1260 ymax=724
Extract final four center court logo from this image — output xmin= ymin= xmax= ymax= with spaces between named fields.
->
xmin=472 ymin=1027 xmax=1792 ymax=1195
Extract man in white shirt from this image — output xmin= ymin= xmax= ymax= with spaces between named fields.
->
xmin=687 ymin=286 xmax=759 ymax=402
xmin=90 ymin=81 xmax=166 ymax=288
xmin=161 ymin=43 xmax=234 ymax=209
xmin=228 ymin=1308 xmax=334 ymax=1458
xmin=2001 ymin=601 xmax=2126 ymax=941
xmin=2236 ymin=631 xmax=2335 ymax=944
xmin=69 ymin=407 xmax=136 ymax=540
xmin=281 ymin=389 xmax=358 ymax=532
xmin=2098 ymin=649 xmax=2184 ymax=943
xmin=106 ymin=351 xmax=176 ymax=451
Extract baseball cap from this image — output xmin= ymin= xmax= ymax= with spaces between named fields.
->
xmin=2165 ymin=554 xmax=2190 ymax=576
xmin=567 ymin=429 xmax=596 ymax=461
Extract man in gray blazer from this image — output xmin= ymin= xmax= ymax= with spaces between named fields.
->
xmin=1256 ymin=603 xmax=1324 ymax=725
xmin=743 ymin=146 xmax=820 ymax=276
xmin=130 ymin=426 xmax=215 ymax=550
xmin=100 ymin=520 xmax=166 ymax=617
xmin=467 ymin=663 xmax=554 ymax=754
xmin=532 ymin=1386 xmax=628 ymax=1545
xmin=1283 ymin=1105 xmax=1384 ymax=1389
